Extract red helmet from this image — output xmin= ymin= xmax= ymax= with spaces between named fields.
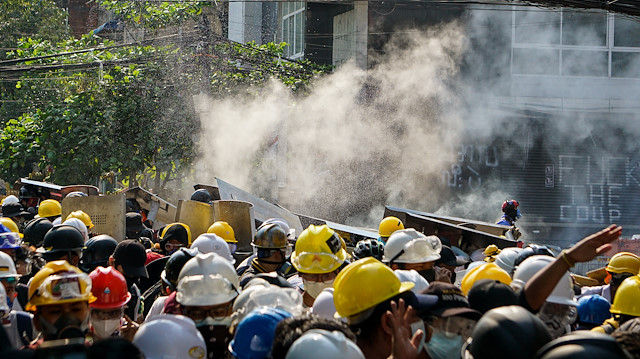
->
xmin=502 ymin=200 xmax=519 ymax=212
xmin=89 ymin=266 xmax=132 ymax=309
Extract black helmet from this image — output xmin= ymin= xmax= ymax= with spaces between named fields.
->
xmin=352 ymin=239 xmax=384 ymax=261
xmin=161 ymin=247 xmax=198 ymax=291
xmin=41 ymin=225 xmax=85 ymax=262
xmin=252 ymin=223 xmax=287 ymax=249
xmin=514 ymin=244 xmax=554 ymax=269
xmin=537 ymin=331 xmax=632 ymax=359
xmin=80 ymin=235 xmax=118 ymax=273
xmin=126 ymin=198 xmax=142 ymax=213
xmin=190 ymin=189 xmax=212 ymax=203
xmin=464 ymin=305 xmax=552 ymax=359
xmin=23 ymin=218 xmax=54 ymax=247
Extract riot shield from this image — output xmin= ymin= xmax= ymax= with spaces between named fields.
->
xmin=62 ymin=194 xmax=126 ymax=241
xmin=212 ymin=200 xmax=255 ymax=253
xmin=175 ymin=200 xmax=215 ymax=240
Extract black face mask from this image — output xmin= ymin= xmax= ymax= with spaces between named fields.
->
xmin=418 ymin=268 xmax=436 ymax=283
xmin=197 ymin=325 xmax=232 ymax=359
xmin=450 ymin=271 xmax=457 ymax=284
xmin=39 ymin=313 xmax=89 ymax=341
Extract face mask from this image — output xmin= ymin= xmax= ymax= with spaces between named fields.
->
xmin=410 ymin=320 xmax=426 ymax=353
xmin=39 ymin=312 xmax=90 ymax=340
xmin=303 ymin=279 xmax=334 ymax=299
xmin=197 ymin=323 xmax=232 ymax=359
xmin=418 ymin=268 xmax=436 ymax=283
xmin=426 ymin=330 xmax=464 ymax=359
xmin=92 ymin=318 xmax=121 ymax=339
xmin=450 ymin=272 xmax=457 ymax=284
xmin=537 ymin=302 xmax=576 ymax=339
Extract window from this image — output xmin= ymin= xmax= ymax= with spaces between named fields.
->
xmin=282 ymin=2 xmax=305 ymax=59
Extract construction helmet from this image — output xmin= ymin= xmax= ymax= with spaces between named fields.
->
xmin=262 ymin=218 xmax=294 ymax=239
xmin=66 ymin=210 xmax=94 ymax=229
xmin=177 ymin=252 xmax=240 ymax=291
xmin=0 ymin=251 xmax=19 ymax=279
xmin=352 ymin=239 xmax=384 ymax=261
xmin=460 ymin=262 xmax=512 ymax=295
xmin=494 ymin=247 xmax=523 ymax=275
xmin=577 ymin=295 xmax=611 ymax=325
xmin=190 ymin=233 xmax=235 ymax=264
xmin=160 ymin=222 xmax=192 ymax=247
xmin=0 ymin=217 xmax=22 ymax=239
xmin=228 ymin=307 xmax=292 ymax=359
xmin=232 ymin=284 xmax=303 ymax=324
xmin=89 ymin=266 xmax=131 ymax=309
xmin=63 ymin=218 xmax=89 ymax=243
xmin=41 ymin=225 xmax=84 ymax=254
xmin=38 ymin=199 xmax=61 ymax=218
xmin=177 ymin=273 xmax=240 ymax=307
xmin=252 ymin=223 xmax=287 ymax=249
xmin=23 ymin=218 xmax=53 ymax=247
xmin=382 ymin=229 xmax=441 ymax=264
xmin=161 ymin=248 xmax=198 ymax=291
xmin=610 ymin=275 xmax=640 ymax=317
xmin=605 ymin=252 xmax=640 ymax=275
xmin=190 ymin=189 xmax=212 ymax=203
xmin=66 ymin=191 xmax=88 ymax=198
xmin=207 ymin=221 xmax=238 ymax=243
xmin=333 ymin=257 xmax=414 ymax=321
xmin=285 ymin=329 xmax=365 ymax=359
xmin=0 ymin=224 xmax=21 ymax=250
xmin=512 ymin=255 xmax=577 ymax=307
xmin=1 ymin=195 xmax=19 ymax=205
xmin=513 ymin=244 xmax=554 ymax=269
xmin=26 ymin=260 xmax=96 ymax=311
xmin=502 ymin=200 xmax=519 ymax=212
xmin=0 ymin=283 xmax=9 ymax=317
xmin=484 ymin=244 xmax=501 ymax=257
xmin=80 ymin=235 xmax=118 ymax=273
xmin=378 ymin=216 xmax=404 ymax=238
xmin=537 ymin=331 xmax=631 ymax=359
xmin=291 ymin=224 xmax=348 ymax=274
xmin=133 ymin=314 xmax=206 ymax=359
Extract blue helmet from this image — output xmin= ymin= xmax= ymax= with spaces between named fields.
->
xmin=0 ymin=224 xmax=20 ymax=250
xmin=229 ymin=307 xmax=292 ymax=359
xmin=577 ymin=294 xmax=611 ymax=325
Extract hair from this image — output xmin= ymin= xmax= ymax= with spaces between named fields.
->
xmin=87 ymin=338 xmax=145 ymax=359
xmin=271 ymin=313 xmax=356 ymax=359
xmin=612 ymin=331 xmax=640 ymax=359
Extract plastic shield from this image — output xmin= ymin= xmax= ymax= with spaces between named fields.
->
xmin=62 ymin=194 xmax=126 ymax=241
xmin=212 ymin=200 xmax=255 ymax=253
xmin=175 ymin=200 xmax=215 ymax=240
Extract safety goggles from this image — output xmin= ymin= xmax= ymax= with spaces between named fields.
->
xmin=292 ymin=252 xmax=343 ymax=272
xmin=183 ymin=302 xmax=232 ymax=321
xmin=0 ymin=276 xmax=18 ymax=284
xmin=441 ymin=316 xmax=476 ymax=340
xmin=389 ymin=237 xmax=442 ymax=264
xmin=31 ymin=272 xmax=92 ymax=302
xmin=0 ymin=232 xmax=21 ymax=249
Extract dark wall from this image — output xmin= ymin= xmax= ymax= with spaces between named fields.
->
xmin=306 ymin=2 xmax=353 ymax=65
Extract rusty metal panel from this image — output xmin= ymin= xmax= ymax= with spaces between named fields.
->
xmin=122 ymin=187 xmax=177 ymax=229
xmin=175 ymin=200 xmax=215 ymax=240
xmin=62 ymin=194 xmax=126 ymax=241
xmin=212 ymin=200 xmax=256 ymax=252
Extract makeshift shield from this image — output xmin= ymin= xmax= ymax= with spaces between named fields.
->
xmin=62 ymin=194 xmax=126 ymax=241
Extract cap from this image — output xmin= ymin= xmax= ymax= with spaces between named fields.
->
xmin=2 ymin=202 xmax=30 ymax=218
xmin=112 ymin=240 xmax=149 ymax=278
xmin=126 ymin=212 xmax=147 ymax=232
xmin=467 ymin=279 xmax=518 ymax=314
xmin=421 ymin=282 xmax=481 ymax=320
xmin=161 ymin=224 xmax=190 ymax=246
xmin=435 ymin=246 xmax=468 ymax=267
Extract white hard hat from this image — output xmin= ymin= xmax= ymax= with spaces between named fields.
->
xmin=133 ymin=314 xmax=206 ymax=359
xmin=0 ymin=281 xmax=9 ymax=315
xmin=311 ymin=288 xmax=344 ymax=322
xmin=177 ymin=274 xmax=239 ymax=306
xmin=63 ymin=218 xmax=89 ymax=242
xmin=231 ymin=284 xmax=302 ymax=324
xmin=494 ymin=247 xmax=523 ymax=275
xmin=1 ymin=195 xmax=19 ymax=205
xmin=0 ymin=251 xmax=19 ymax=279
xmin=263 ymin=218 xmax=295 ymax=239
xmin=511 ymin=255 xmax=577 ymax=307
xmin=382 ymin=229 xmax=441 ymax=264
xmin=394 ymin=269 xmax=429 ymax=293
xmin=285 ymin=329 xmax=364 ymax=359
xmin=178 ymin=252 xmax=240 ymax=291
xmin=190 ymin=233 xmax=235 ymax=264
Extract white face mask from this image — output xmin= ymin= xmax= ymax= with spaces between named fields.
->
xmin=92 ymin=318 xmax=121 ymax=339
xmin=303 ymin=279 xmax=334 ymax=299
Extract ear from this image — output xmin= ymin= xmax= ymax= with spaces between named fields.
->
xmin=380 ymin=311 xmax=394 ymax=337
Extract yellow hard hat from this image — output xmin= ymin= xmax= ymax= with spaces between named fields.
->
xmin=460 ymin=262 xmax=512 ymax=295
xmin=378 ymin=216 xmax=404 ymax=238
xmin=38 ymin=199 xmax=61 ymax=218
xmin=207 ymin=221 xmax=237 ymax=243
xmin=0 ymin=217 xmax=22 ymax=238
xmin=606 ymin=252 xmax=640 ymax=275
xmin=26 ymin=260 xmax=96 ymax=311
xmin=66 ymin=210 xmax=94 ymax=229
xmin=610 ymin=275 xmax=640 ymax=317
xmin=291 ymin=225 xmax=348 ymax=274
xmin=333 ymin=257 xmax=414 ymax=322
xmin=484 ymin=244 xmax=501 ymax=257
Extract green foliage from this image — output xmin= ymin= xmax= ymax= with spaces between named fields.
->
xmin=97 ymin=0 xmax=205 ymax=29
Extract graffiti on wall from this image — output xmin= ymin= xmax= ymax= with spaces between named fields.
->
xmin=442 ymin=144 xmax=499 ymax=191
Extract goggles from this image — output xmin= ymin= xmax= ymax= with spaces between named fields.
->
xmin=441 ymin=316 xmax=476 ymax=340
xmin=389 ymin=237 xmax=441 ymax=264
xmin=0 ymin=232 xmax=21 ymax=249
xmin=293 ymin=252 xmax=343 ymax=272
xmin=184 ymin=302 xmax=232 ymax=321
xmin=31 ymin=272 xmax=92 ymax=303
xmin=0 ymin=276 xmax=18 ymax=284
